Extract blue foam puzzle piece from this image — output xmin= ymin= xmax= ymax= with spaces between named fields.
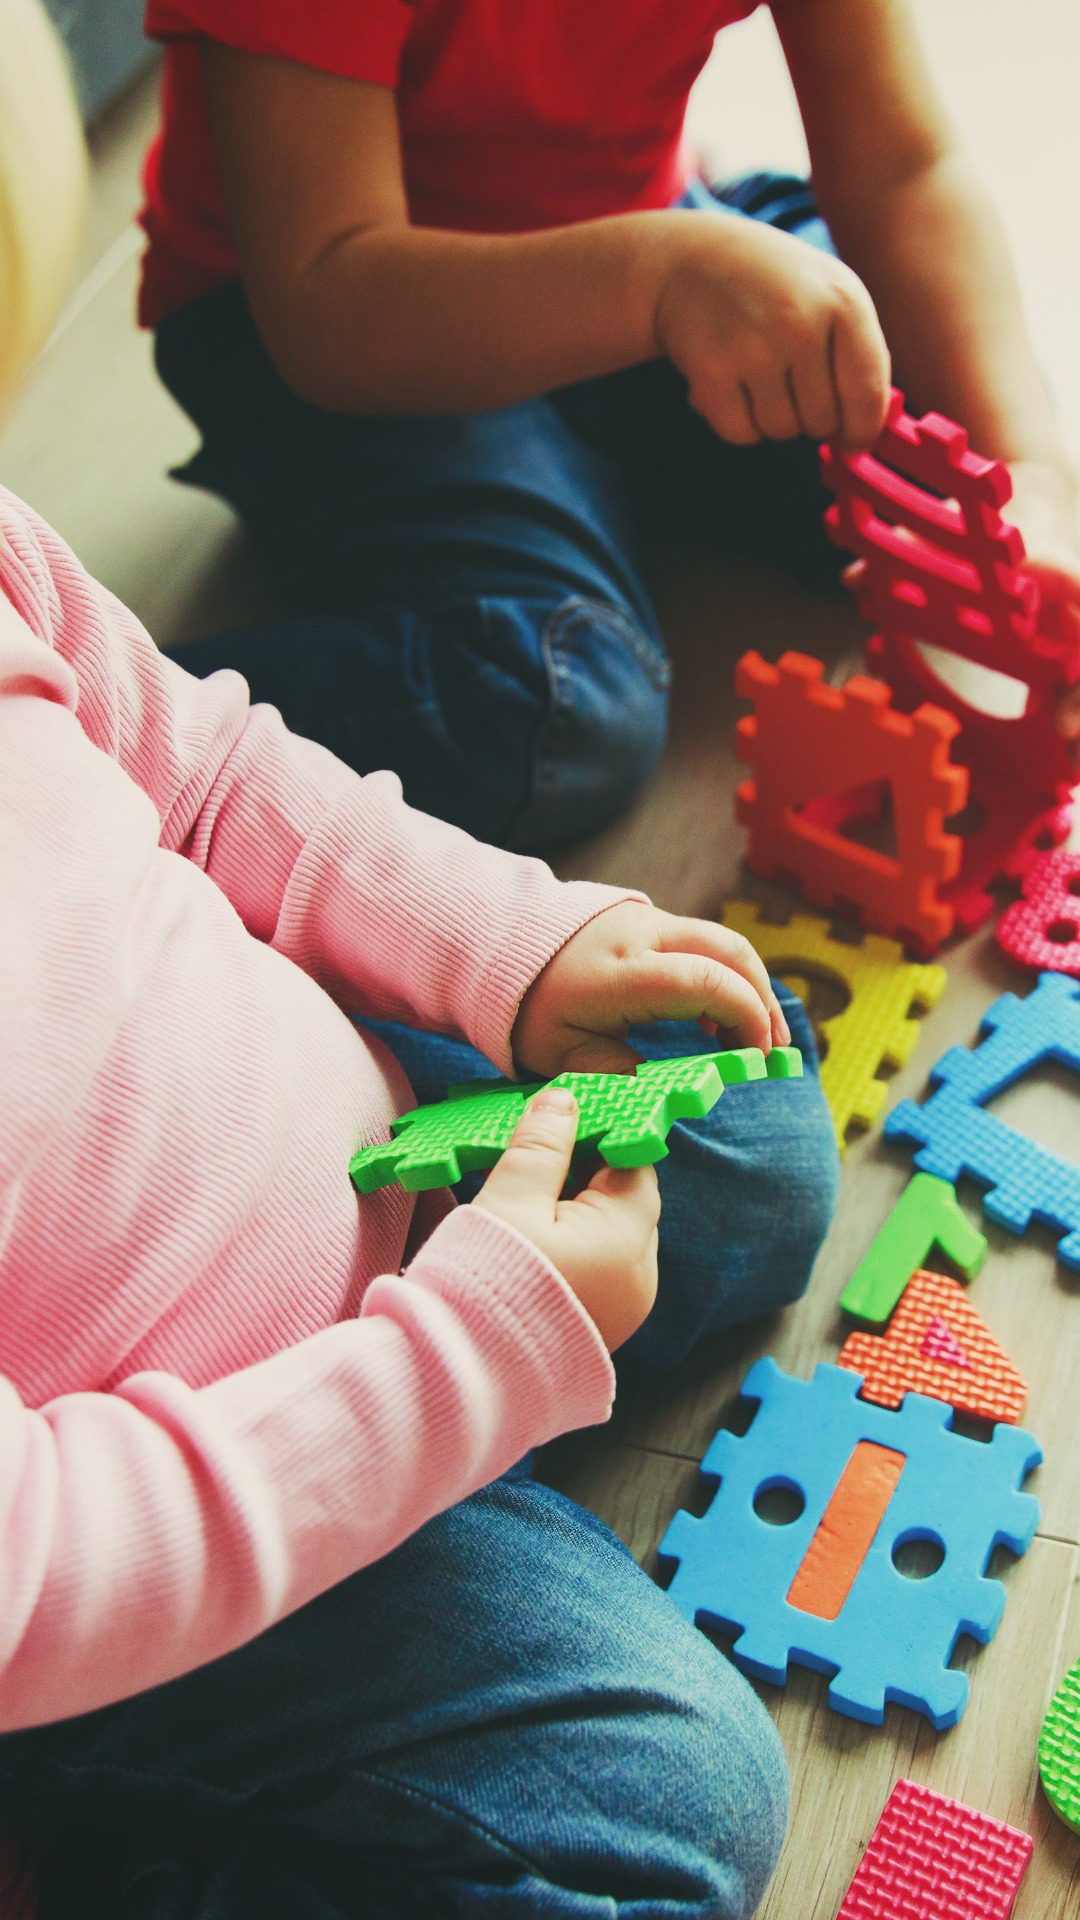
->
xmin=885 ymin=971 xmax=1080 ymax=1268
xmin=658 ymin=1359 xmax=1041 ymax=1729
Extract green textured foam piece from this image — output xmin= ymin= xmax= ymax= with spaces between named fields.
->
xmin=349 ymin=1045 xmax=802 ymax=1194
xmin=840 ymin=1172 xmax=987 ymax=1325
xmin=1040 ymin=1658 xmax=1080 ymax=1833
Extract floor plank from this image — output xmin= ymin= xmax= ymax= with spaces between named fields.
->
xmin=542 ymin=1443 xmax=1080 ymax=1917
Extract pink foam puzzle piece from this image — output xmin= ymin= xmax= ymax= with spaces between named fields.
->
xmin=821 ymin=390 xmax=1080 ymax=937
xmin=997 ymin=846 xmax=1080 ymax=975
xmin=921 ymin=1314 xmax=971 ymax=1367
xmin=838 ymin=1777 xmax=1033 ymax=1919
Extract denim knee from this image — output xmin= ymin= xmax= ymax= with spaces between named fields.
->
xmin=746 ymin=982 xmax=839 ymax=1310
xmin=417 ymin=1483 xmax=791 ymax=1918
xmin=621 ymin=986 xmax=839 ymax=1373
xmin=508 ymin=594 xmax=671 ymax=851
xmin=662 ymin=1625 xmax=789 ymax=1917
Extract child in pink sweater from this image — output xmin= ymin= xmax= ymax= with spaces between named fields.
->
xmin=0 ymin=6 xmax=837 ymax=1914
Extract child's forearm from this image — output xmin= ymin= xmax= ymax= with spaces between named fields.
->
xmin=256 ymin=212 xmax=688 ymax=416
xmin=823 ymin=148 xmax=1075 ymax=488
xmin=206 ymin=47 xmax=887 ymax=442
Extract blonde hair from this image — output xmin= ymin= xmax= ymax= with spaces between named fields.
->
xmin=0 ymin=0 xmax=87 ymax=408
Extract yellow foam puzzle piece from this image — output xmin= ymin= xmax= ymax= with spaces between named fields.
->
xmin=722 ymin=901 xmax=946 ymax=1152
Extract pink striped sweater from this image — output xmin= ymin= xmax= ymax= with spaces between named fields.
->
xmin=0 ymin=485 xmax=627 ymax=1736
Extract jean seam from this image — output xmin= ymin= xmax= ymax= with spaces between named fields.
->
xmin=335 ymin=1759 xmax=606 ymax=1897
xmin=527 ymin=595 xmax=669 ymax=811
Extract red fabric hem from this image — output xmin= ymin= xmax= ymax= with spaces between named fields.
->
xmin=144 ymin=0 xmax=410 ymax=87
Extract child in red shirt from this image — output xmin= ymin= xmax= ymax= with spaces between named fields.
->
xmin=142 ymin=0 xmax=1080 ymax=848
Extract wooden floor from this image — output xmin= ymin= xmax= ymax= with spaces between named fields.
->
xmin=4 ymin=7 xmax=1080 ymax=1913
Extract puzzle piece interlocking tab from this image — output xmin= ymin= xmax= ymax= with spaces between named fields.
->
xmin=658 ymin=1359 xmax=1040 ymax=1729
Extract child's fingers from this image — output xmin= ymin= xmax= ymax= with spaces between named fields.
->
xmin=614 ymin=951 xmax=774 ymax=1050
xmin=479 ymin=1089 xmax=578 ymax=1212
xmin=703 ymin=381 xmax=761 ymax=446
xmin=829 ymin=292 xmax=891 ymax=451
xmin=790 ymin=354 xmax=841 ymax=443
xmin=768 ymin=997 xmax=790 ymax=1048
xmin=554 ymin=1033 xmax=642 ymax=1076
xmin=570 ymin=1163 xmax=662 ymax=1242
xmin=745 ymin=370 xmax=802 ymax=442
xmin=655 ymin=918 xmax=790 ymax=1044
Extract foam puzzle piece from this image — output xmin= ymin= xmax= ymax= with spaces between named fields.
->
xmin=1040 ymin=1656 xmax=1080 ymax=1834
xmin=841 ymin=1173 xmax=987 ymax=1324
xmin=823 ymin=389 xmax=1080 ymax=934
xmin=838 ymin=1270 xmax=1027 ymax=1424
xmin=349 ymin=1046 xmax=802 ymax=1192
xmin=997 ymin=847 xmax=1080 ymax=976
xmin=886 ymin=970 xmax=1080 ymax=1268
xmin=837 ymin=1777 xmax=1033 ymax=1920
xmin=658 ymin=1360 xmax=1040 ymax=1729
xmin=721 ymin=900 xmax=946 ymax=1151
xmin=735 ymin=650 xmax=967 ymax=954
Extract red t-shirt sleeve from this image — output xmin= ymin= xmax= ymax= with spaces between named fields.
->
xmin=144 ymin=0 xmax=413 ymax=89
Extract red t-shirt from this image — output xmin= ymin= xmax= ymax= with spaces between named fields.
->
xmin=139 ymin=0 xmax=762 ymax=328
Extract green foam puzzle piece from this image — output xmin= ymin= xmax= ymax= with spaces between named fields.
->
xmin=1040 ymin=1657 xmax=1080 ymax=1833
xmin=349 ymin=1045 xmax=802 ymax=1194
xmin=840 ymin=1172 xmax=987 ymax=1324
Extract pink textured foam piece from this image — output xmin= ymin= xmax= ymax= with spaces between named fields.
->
xmin=997 ymin=847 xmax=1080 ymax=976
xmin=921 ymin=1315 xmax=971 ymax=1367
xmin=838 ymin=1778 xmax=1032 ymax=1919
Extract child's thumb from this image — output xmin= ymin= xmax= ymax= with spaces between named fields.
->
xmin=482 ymin=1088 xmax=578 ymax=1208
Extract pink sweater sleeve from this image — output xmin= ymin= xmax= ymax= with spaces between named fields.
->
xmin=0 ymin=491 xmax=621 ymax=1730
xmin=0 ymin=1206 xmax=612 ymax=1731
xmin=0 ymin=490 xmax=637 ymax=1071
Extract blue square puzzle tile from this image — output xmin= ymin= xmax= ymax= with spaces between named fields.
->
xmin=658 ymin=1360 xmax=1040 ymax=1730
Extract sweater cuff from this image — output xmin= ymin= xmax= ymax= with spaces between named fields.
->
xmin=383 ymin=1203 xmax=616 ymax=1440
xmin=472 ymin=883 xmax=645 ymax=1077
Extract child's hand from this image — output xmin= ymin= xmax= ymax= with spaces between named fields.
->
xmin=512 ymin=902 xmax=790 ymax=1079
xmin=473 ymin=1088 xmax=659 ymax=1351
xmin=1007 ymin=461 xmax=1080 ymax=742
xmin=654 ymin=213 xmax=891 ymax=451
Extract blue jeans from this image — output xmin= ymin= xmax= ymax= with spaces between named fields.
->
xmin=0 ymin=989 xmax=837 ymax=1917
xmin=156 ymin=176 xmax=839 ymax=850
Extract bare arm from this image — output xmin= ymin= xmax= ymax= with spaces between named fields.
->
xmin=774 ymin=0 xmax=1073 ymax=488
xmin=203 ymin=44 xmax=679 ymax=414
xmin=202 ymin=41 xmax=889 ymax=443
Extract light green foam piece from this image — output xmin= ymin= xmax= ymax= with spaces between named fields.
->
xmin=840 ymin=1172 xmax=987 ymax=1324
xmin=349 ymin=1045 xmax=803 ymax=1194
xmin=1040 ymin=1657 xmax=1080 ymax=1833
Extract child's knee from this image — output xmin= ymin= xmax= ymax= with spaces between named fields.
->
xmin=509 ymin=593 xmax=670 ymax=850
xmin=621 ymin=998 xmax=838 ymax=1370
xmin=645 ymin=1634 xmax=789 ymax=1914
xmin=764 ymin=983 xmax=838 ymax=1296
